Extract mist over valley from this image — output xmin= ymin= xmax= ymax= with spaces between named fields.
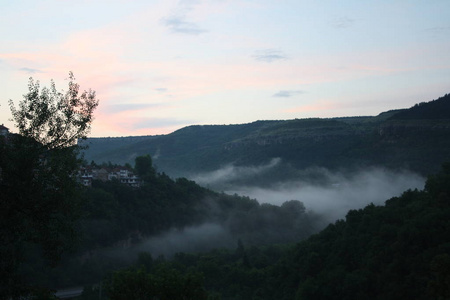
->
xmin=76 ymin=95 xmax=450 ymax=256
xmin=3 ymin=0 xmax=450 ymax=296
xmin=4 ymin=93 xmax=450 ymax=299
xmin=192 ymin=161 xmax=425 ymax=222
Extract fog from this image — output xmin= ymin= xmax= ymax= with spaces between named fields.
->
xmin=192 ymin=157 xmax=281 ymax=187
xmin=98 ymin=161 xmax=425 ymax=260
xmin=136 ymin=223 xmax=234 ymax=257
xmin=96 ymin=223 xmax=235 ymax=262
xmin=192 ymin=161 xmax=425 ymax=222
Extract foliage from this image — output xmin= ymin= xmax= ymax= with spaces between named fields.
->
xmin=5 ymin=83 xmax=450 ymax=300
xmin=9 ymin=72 xmax=99 ymax=149
xmin=134 ymin=154 xmax=156 ymax=181
xmin=13 ymin=153 xmax=319 ymax=291
xmin=73 ymin=155 xmax=318 ymax=250
xmin=103 ymin=265 xmax=208 ymax=300
xmin=73 ymin=163 xmax=450 ymax=300
xmin=0 ymin=72 xmax=98 ymax=299
xmin=285 ymin=163 xmax=450 ymax=300
xmin=76 ymin=241 xmax=290 ymax=300
xmin=390 ymin=93 xmax=450 ymax=120
xmin=9 ymin=159 xmax=450 ymax=299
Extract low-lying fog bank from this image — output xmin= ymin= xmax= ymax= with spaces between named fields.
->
xmin=136 ymin=223 xmax=234 ymax=257
xmin=95 ymin=223 xmax=235 ymax=261
xmin=192 ymin=160 xmax=425 ymax=222
xmin=96 ymin=162 xmax=425 ymax=261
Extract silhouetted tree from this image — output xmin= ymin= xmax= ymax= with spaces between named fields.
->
xmin=1 ymin=72 xmax=98 ymax=299
xmin=134 ymin=154 xmax=155 ymax=181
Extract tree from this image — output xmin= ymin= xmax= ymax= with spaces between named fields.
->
xmin=425 ymin=162 xmax=450 ymax=204
xmin=134 ymin=154 xmax=155 ymax=180
xmin=0 ymin=72 xmax=98 ymax=299
xmin=428 ymin=254 xmax=450 ymax=299
xmin=9 ymin=71 xmax=98 ymax=149
xmin=104 ymin=266 xmax=208 ymax=300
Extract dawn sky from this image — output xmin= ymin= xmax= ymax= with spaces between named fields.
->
xmin=1 ymin=0 xmax=449 ymax=137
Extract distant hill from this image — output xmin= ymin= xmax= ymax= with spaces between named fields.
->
xmin=390 ymin=93 xmax=450 ymax=120
xmin=80 ymin=94 xmax=450 ymax=181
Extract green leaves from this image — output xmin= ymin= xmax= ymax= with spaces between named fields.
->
xmin=134 ymin=154 xmax=155 ymax=180
xmin=1 ymin=72 xmax=98 ymax=299
xmin=9 ymin=72 xmax=98 ymax=149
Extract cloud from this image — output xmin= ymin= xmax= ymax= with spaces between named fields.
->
xmin=162 ymin=16 xmax=207 ymax=35
xmin=330 ymin=16 xmax=355 ymax=29
xmin=252 ymin=49 xmax=288 ymax=62
xmin=155 ymin=88 xmax=168 ymax=92
xmin=273 ymin=90 xmax=305 ymax=98
xmin=19 ymin=67 xmax=43 ymax=74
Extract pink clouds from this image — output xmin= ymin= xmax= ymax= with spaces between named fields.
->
xmin=92 ymin=108 xmax=188 ymax=137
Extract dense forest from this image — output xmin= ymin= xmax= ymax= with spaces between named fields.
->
xmin=9 ymin=159 xmax=450 ymax=300
xmin=75 ymin=162 xmax=450 ymax=300
xmin=15 ymin=154 xmax=322 ymax=290
xmin=2 ymin=86 xmax=450 ymax=299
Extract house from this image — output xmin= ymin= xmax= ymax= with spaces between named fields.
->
xmin=0 ymin=124 xmax=8 ymax=136
xmin=78 ymin=167 xmax=94 ymax=187
xmin=79 ymin=166 xmax=141 ymax=188
xmin=92 ymin=168 xmax=109 ymax=181
xmin=108 ymin=167 xmax=141 ymax=188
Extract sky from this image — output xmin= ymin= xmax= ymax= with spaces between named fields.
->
xmin=1 ymin=0 xmax=449 ymax=137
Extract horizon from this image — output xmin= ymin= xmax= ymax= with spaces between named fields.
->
xmin=1 ymin=1 xmax=450 ymax=138
xmin=80 ymin=108 xmax=399 ymax=139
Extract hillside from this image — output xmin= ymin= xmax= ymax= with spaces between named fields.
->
xmin=80 ymin=94 xmax=450 ymax=182
xmin=269 ymin=162 xmax=450 ymax=300
xmin=82 ymin=163 xmax=450 ymax=300
xmin=18 ymin=156 xmax=323 ymax=290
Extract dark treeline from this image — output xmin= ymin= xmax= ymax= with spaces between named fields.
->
xmin=17 ymin=155 xmax=322 ymax=290
xmin=390 ymin=93 xmax=450 ymax=120
xmin=77 ymin=163 xmax=450 ymax=300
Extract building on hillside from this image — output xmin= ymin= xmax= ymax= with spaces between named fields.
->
xmin=0 ymin=124 xmax=9 ymax=136
xmin=92 ymin=168 xmax=109 ymax=181
xmin=78 ymin=167 xmax=94 ymax=187
xmin=78 ymin=166 xmax=141 ymax=188
xmin=108 ymin=167 xmax=141 ymax=188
